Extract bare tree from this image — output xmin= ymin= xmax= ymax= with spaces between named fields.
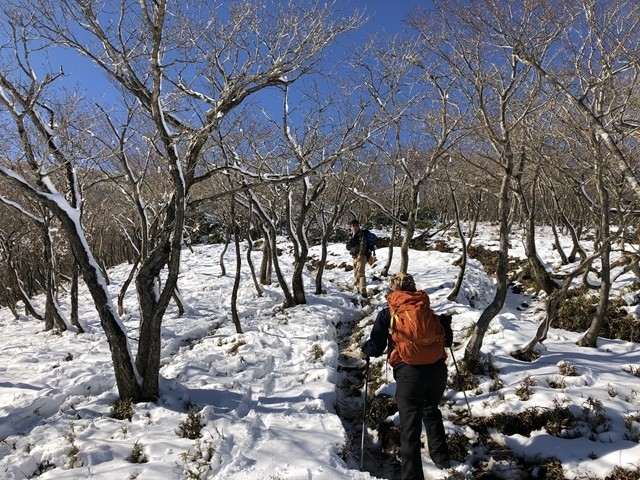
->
xmin=350 ymin=34 xmax=464 ymax=274
xmin=577 ymin=158 xmax=614 ymax=346
xmin=276 ymin=84 xmax=371 ymax=304
xmin=512 ymin=248 xmax=604 ymax=359
xmin=229 ymin=197 xmax=243 ymax=334
xmin=250 ymin=190 xmax=296 ymax=306
xmin=512 ymin=0 xmax=640 ymax=200
xmin=513 ymin=148 xmax=558 ymax=295
xmin=408 ymin=0 xmax=548 ymax=369
xmin=445 ymin=171 xmax=468 ymax=302
xmin=504 ymin=0 xmax=640 ymax=346
xmin=0 ymin=72 xmax=142 ymax=401
xmin=312 ymin=174 xmax=358 ymax=294
xmin=41 ymin=212 xmax=70 ymax=332
xmin=244 ymin=204 xmax=263 ymax=297
xmin=2 ymin=0 xmax=362 ymax=401
xmin=0 ymin=226 xmax=45 ymax=321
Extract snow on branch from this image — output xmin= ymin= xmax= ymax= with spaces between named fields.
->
xmin=0 ymin=195 xmax=45 ymax=224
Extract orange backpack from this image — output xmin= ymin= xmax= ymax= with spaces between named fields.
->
xmin=387 ymin=290 xmax=446 ymax=366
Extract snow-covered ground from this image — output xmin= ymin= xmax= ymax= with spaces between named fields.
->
xmin=1 ymin=225 xmax=640 ymax=479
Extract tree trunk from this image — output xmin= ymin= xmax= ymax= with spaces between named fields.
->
xmin=399 ymin=211 xmax=416 ymax=275
xmin=465 ymin=193 xmax=481 ymax=249
xmin=400 ymin=183 xmax=423 ymax=275
xmin=117 ymin=260 xmax=140 ymax=316
xmin=259 ymin=226 xmax=272 ymax=285
xmin=8 ymin=262 xmax=44 ymax=321
xmin=219 ymin=226 xmax=231 ymax=277
xmin=549 ymin=216 xmax=569 ymax=265
xmin=315 ymin=235 xmax=329 ymax=295
xmin=267 ymin=225 xmax=295 ymax=308
xmin=512 ymin=257 xmax=594 ymax=360
xmin=0 ymin=262 xmax=20 ymax=319
xmin=577 ymin=163 xmax=611 ymax=347
xmin=246 ymin=235 xmax=263 ymax=297
xmin=172 ymin=287 xmax=185 ymax=317
xmin=6 ymin=297 xmax=20 ymax=320
xmin=135 ymin=188 xmax=186 ymax=400
xmin=381 ymin=223 xmax=397 ymax=278
xmin=560 ymin=215 xmax=585 ymax=264
xmin=465 ymin=161 xmax=512 ymax=371
xmin=230 ymin=224 xmax=243 ymax=334
xmin=98 ymin=260 xmax=110 ymax=286
xmin=291 ymin=245 xmax=308 ymax=305
xmin=47 ymin=207 xmax=141 ymax=400
xmin=70 ymin=266 xmax=84 ymax=333
xmin=512 ymin=285 xmax=564 ymax=361
xmin=514 ymin=166 xmax=558 ymax=295
xmin=43 ymin=221 xmax=68 ymax=332
xmin=448 ymin=187 xmax=467 ymax=302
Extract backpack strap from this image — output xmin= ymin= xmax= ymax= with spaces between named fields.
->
xmin=387 ymin=308 xmax=398 ymax=365
xmin=389 ymin=309 xmax=398 ymax=335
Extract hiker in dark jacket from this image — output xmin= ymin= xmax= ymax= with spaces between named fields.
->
xmin=362 ymin=272 xmax=451 ymax=479
xmin=346 ymin=219 xmax=371 ymax=297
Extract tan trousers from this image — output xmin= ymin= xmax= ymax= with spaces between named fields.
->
xmin=352 ymin=256 xmax=367 ymax=296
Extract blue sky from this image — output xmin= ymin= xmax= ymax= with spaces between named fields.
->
xmin=353 ymin=0 xmax=424 ymax=34
xmin=46 ymin=1 xmax=427 ymax=108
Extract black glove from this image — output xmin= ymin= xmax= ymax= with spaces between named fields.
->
xmin=362 ymin=340 xmax=375 ymax=358
xmin=439 ymin=314 xmax=454 ymax=348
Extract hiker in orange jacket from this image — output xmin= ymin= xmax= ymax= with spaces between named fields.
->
xmin=362 ymin=272 xmax=451 ymax=479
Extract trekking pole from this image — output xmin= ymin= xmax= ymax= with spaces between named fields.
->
xmin=360 ymin=357 xmax=370 ymax=471
xmin=449 ymin=347 xmax=472 ymax=420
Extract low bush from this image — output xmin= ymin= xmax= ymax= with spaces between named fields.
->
xmin=111 ymin=398 xmax=134 ymax=421
xmin=179 ymin=405 xmax=204 ymax=440
xmin=476 ymin=403 xmax=575 ymax=437
xmin=127 ymin=440 xmax=148 ymax=463
xmin=365 ymin=394 xmax=397 ymax=426
xmin=554 ymin=290 xmax=640 ymax=342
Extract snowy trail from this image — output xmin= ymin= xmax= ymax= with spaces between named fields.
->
xmin=196 ymin=301 xmax=369 ymax=479
xmin=3 ymin=232 xmax=640 ymax=479
xmin=154 ymin=245 xmax=378 ymax=479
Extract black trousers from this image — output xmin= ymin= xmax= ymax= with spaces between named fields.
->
xmin=394 ymin=360 xmax=449 ymax=480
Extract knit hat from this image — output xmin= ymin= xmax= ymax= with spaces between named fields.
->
xmin=389 ymin=272 xmax=417 ymax=292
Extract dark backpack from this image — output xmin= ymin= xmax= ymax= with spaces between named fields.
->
xmin=364 ymin=229 xmax=377 ymax=253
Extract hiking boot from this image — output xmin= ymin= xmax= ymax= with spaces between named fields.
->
xmin=434 ymin=459 xmax=451 ymax=469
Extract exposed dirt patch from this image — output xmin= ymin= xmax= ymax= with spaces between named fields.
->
xmin=467 ymin=244 xmax=499 ymax=275
xmin=334 ymin=301 xmax=401 ymax=478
